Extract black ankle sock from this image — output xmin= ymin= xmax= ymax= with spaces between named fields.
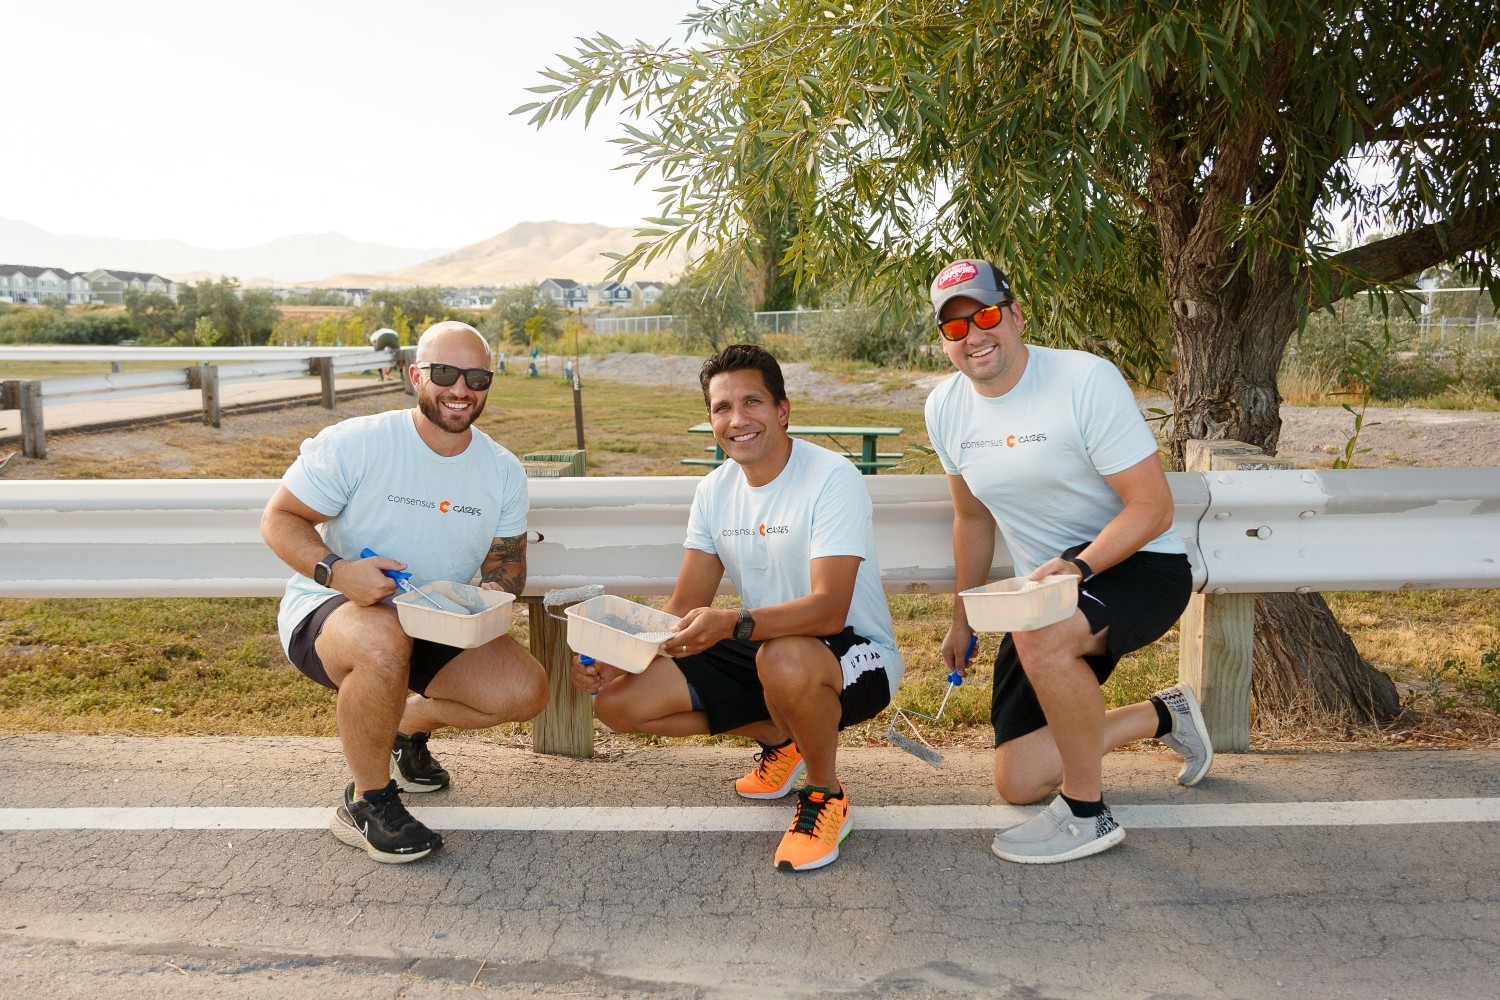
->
xmin=762 ymin=738 xmax=793 ymax=752
xmin=1060 ymin=793 xmax=1105 ymax=818
xmin=1149 ymin=695 xmax=1173 ymax=738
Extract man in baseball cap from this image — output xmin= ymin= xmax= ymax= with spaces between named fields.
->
xmin=923 ymin=257 xmax=1209 ymax=865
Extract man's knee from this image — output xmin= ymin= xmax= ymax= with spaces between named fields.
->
xmin=755 ymin=637 xmax=832 ymax=695
xmin=324 ymin=625 xmax=412 ymax=689
xmin=591 ymin=689 xmax=643 ymax=734
xmin=994 ymin=745 xmax=1054 ymax=805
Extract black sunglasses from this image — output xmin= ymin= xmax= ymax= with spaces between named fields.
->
xmin=418 ymin=362 xmax=494 ymax=391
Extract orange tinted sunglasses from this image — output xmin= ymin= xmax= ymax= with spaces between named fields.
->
xmin=937 ymin=301 xmax=1011 ymax=341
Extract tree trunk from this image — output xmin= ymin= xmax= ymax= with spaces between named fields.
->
xmin=1252 ymin=593 xmax=1401 ymax=723
xmin=1150 ymin=171 xmax=1401 ymax=725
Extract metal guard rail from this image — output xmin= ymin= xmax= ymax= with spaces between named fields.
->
xmin=1 ymin=470 xmax=1495 ymax=599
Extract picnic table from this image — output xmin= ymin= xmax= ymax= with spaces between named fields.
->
xmin=685 ymin=422 xmax=904 ymax=474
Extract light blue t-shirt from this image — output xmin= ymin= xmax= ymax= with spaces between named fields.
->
xmin=684 ymin=438 xmax=904 ymax=695
xmin=274 ymin=409 xmax=528 ymax=654
xmin=924 ymin=346 xmax=1184 ymax=575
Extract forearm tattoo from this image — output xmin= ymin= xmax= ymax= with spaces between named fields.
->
xmin=481 ymin=534 xmax=527 ymax=595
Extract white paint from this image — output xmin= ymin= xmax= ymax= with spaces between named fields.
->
xmin=4 ymin=798 xmax=1498 ymax=832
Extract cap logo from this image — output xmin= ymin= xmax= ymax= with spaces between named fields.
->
xmin=936 ymin=261 xmax=979 ymax=289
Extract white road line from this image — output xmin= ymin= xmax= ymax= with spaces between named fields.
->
xmin=3 ymin=798 xmax=1499 ymax=832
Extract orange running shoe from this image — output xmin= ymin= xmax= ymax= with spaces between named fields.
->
xmin=734 ymin=741 xmax=805 ymax=800
xmin=774 ymin=784 xmax=852 ymax=871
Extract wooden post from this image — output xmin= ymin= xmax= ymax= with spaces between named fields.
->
xmin=397 ymin=348 xmax=417 ymax=396
xmin=1177 ymin=592 xmax=1256 ymax=751
xmin=313 ymin=356 xmax=336 ymax=409
xmin=1177 ymin=439 xmax=1293 ymax=751
xmin=200 ymin=364 xmax=220 ymax=428
xmin=524 ymin=596 xmax=594 ymax=758
xmin=18 ymin=380 xmax=45 ymax=459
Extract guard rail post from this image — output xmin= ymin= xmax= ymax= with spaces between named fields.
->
xmin=526 ymin=593 xmax=594 ymax=758
xmin=397 ymin=348 xmax=417 ymax=396
xmin=7 ymin=380 xmax=47 ymax=459
xmin=526 ymin=454 xmax=593 ymax=757
xmin=1177 ymin=439 xmax=1293 ymax=751
xmin=311 ymin=357 xmax=336 ymax=409
xmin=199 ymin=364 xmax=220 ymax=428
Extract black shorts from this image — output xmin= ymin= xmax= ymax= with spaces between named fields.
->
xmin=286 ymin=595 xmax=464 ymax=698
xmin=991 ymin=543 xmax=1192 ymax=746
xmin=674 ymin=627 xmax=895 ymax=736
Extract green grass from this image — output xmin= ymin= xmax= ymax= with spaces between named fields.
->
xmin=2 ymin=364 xmax=1496 ymax=747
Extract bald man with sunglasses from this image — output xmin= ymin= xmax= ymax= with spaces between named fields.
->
xmin=924 ymin=259 xmax=1211 ymax=865
xmin=262 ymin=321 xmax=548 ymax=864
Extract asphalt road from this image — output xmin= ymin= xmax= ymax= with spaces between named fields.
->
xmin=3 ymin=737 xmax=1498 ymax=998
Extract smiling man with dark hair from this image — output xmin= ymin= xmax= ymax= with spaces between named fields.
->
xmin=571 ymin=344 xmax=905 ymax=872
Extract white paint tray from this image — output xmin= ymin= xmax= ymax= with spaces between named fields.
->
xmin=393 ymin=581 xmax=515 ymax=648
xmin=564 ymin=594 xmax=680 ymax=674
xmin=959 ymin=575 xmax=1079 ymax=632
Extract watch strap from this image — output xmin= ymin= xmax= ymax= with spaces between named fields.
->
xmin=734 ymin=606 xmax=755 ymax=641
xmin=1062 ymin=555 xmax=1094 ymax=582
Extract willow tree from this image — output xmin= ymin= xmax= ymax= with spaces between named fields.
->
xmin=523 ymin=1 xmax=1500 ymax=721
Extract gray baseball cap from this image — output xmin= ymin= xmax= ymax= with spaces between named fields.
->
xmin=929 ymin=259 xmax=1013 ymax=317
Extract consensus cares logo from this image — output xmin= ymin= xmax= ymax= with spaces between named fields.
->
xmin=440 ymin=500 xmax=483 ymax=517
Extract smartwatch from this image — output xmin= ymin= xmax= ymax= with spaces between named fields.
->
xmin=313 ymin=553 xmax=342 ymax=587
xmin=734 ymin=606 xmax=755 ymax=641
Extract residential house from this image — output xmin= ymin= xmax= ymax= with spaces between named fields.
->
xmin=592 ymin=281 xmax=633 ymax=308
xmin=84 ymin=269 xmax=178 ymax=304
xmin=0 ymin=265 xmax=92 ymax=304
xmin=539 ymin=278 xmax=589 ymax=310
xmin=630 ymin=280 xmax=665 ymax=306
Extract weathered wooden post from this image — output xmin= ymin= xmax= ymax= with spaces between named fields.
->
xmin=525 ymin=594 xmax=594 ymax=757
xmin=7 ymin=380 xmax=47 ymax=459
xmin=199 ymin=364 xmax=220 ymax=428
xmin=397 ymin=348 xmax=417 ymax=396
xmin=312 ymin=356 xmax=336 ymax=409
xmin=1178 ymin=439 xmax=1293 ymax=751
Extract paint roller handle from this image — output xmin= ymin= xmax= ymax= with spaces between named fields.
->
xmin=948 ymin=635 xmax=978 ymax=686
xmin=359 ymin=547 xmax=412 ymax=586
xmin=579 ymin=655 xmax=599 ymax=697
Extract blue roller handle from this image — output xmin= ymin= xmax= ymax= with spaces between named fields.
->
xmin=360 ymin=547 xmax=411 ymax=585
xmin=580 ymin=655 xmax=598 ymax=696
xmin=949 ymin=634 xmax=978 ymax=686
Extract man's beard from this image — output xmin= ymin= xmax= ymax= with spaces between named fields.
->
xmin=418 ymin=390 xmax=486 ymax=433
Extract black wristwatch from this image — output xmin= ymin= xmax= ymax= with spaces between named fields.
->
xmin=734 ymin=606 xmax=756 ymax=641
xmin=313 ymin=553 xmax=343 ymax=587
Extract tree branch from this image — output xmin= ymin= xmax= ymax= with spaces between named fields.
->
xmin=1318 ymin=199 xmax=1500 ymax=305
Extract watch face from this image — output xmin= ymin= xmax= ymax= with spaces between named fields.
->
xmin=315 ymin=557 xmax=336 ymax=587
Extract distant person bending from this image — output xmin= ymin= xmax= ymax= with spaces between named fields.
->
xmin=570 ymin=344 xmax=905 ymax=872
xmin=369 ymin=327 xmax=401 ymax=381
xmin=262 ymin=321 xmax=548 ymax=864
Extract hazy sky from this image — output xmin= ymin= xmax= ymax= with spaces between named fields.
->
xmin=2 ymin=1 xmax=702 ymax=250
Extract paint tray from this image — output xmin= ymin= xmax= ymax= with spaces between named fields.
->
xmin=393 ymin=581 xmax=515 ymax=648
xmin=564 ymin=595 xmax=680 ymax=674
xmin=959 ymin=575 xmax=1078 ymax=633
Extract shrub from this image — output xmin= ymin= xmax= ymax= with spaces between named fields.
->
xmin=804 ymin=306 xmax=944 ymax=370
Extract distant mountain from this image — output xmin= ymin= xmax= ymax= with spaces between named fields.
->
xmin=0 ymin=217 xmax=449 ymax=284
xmin=308 ymin=220 xmax=691 ymax=288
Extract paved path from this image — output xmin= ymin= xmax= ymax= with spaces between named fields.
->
xmin=3 ymin=737 xmax=1497 ymax=998
xmin=0 ymin=376 xmax=401 ymax=443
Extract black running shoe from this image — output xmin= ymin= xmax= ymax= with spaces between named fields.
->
xmin=391 ymin=731 xmax=450 ymax=793
xmin=330 ymin=780 xmax=443 ymax=863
